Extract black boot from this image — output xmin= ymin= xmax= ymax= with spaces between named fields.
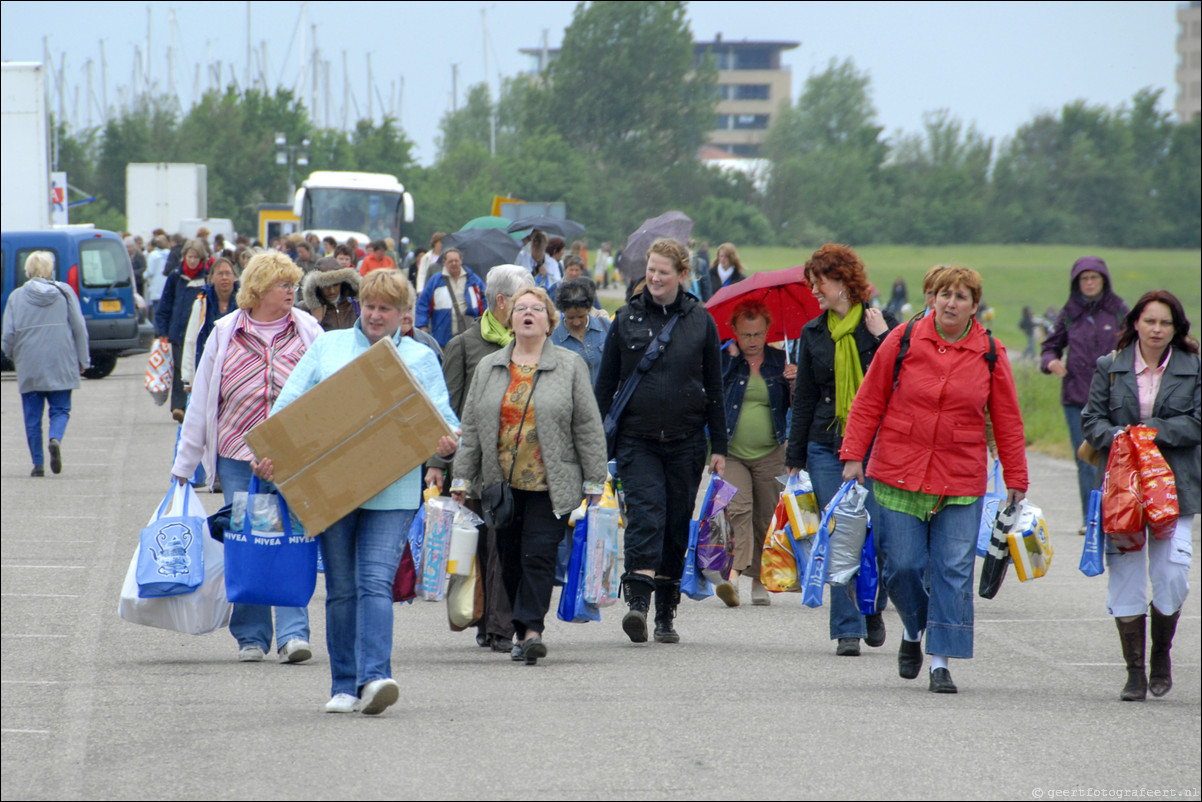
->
xmin=1116 ymin=615 xmax=1147 ymax=702
xmin=621 ymin=573 xmax=656 ymax=643
xmin=1149 ymin=605 xmax=1180 ymax=698
xmin=653 ymin=578 xmax=681 ymax=644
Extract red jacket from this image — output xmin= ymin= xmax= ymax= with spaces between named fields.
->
xmin=358 ymin=253 xmax=396 ymax=276
xmin=839 ymin=315 xmax=1028 ymax=496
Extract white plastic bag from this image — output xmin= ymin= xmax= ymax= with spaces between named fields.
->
xmin=826 ymin=482 xmax=870 ymax=586
xmin=118 ymin=519 xmax=232 ymax=635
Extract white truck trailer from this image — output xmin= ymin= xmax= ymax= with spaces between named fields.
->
xmin=1 ymin=62 xmax=51 ymax=231
xmin=125 ymin=163 xmax=208 ymax=239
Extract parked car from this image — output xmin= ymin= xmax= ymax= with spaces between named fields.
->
xmin=2 ymin=229 xmax=142 ymax=378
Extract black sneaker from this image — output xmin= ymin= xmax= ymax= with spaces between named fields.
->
xmin=31 ymin=466 xmax=45 ymax=477
xmin=622 ymin=607 xmax=649 ymax=643
xmin=48 ymin=439 xmax=62 ymax=474
xmin=929 ymin=667 xmax=958 ymax=694
xmin=837 ymin=637 xmax=861 ymax=656
xmin=865 ymin=613 xmax=886 ymax=648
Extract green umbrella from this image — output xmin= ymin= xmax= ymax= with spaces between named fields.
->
xmin=460 ymin=216 xmax=523 ymax=240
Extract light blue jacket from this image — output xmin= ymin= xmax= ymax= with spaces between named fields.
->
xmin=272 ymin=321 xmax=460 ymax=512
xmin=551 ymin=315 xmax=609 ymax=385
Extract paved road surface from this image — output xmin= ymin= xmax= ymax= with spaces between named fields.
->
xmin=2 ymin=359 xmax=1199 ymax=800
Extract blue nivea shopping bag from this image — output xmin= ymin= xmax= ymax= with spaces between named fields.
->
xmin=977 ymin=461 xmax=1005 ymax=557
xmin=224 ymin=477 xmax=318 ymax=607
xmin=137 ymin=482 xmax=207 ymax=598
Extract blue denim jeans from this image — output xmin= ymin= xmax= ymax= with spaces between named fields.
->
xmin=807 ymin=441 xmax=887 ymax=639
xmin=876 ymin=498 xmax=983 ymax=659
xmin=320 ymin=507 xmax=415 ymax=697
xmin=217 ymin=456 xmax=310 ymax=652
xmin=21 ymin=390 xmax=71 ymax=467
xmin=1063 ymin=404 xmax=1099 ymax=526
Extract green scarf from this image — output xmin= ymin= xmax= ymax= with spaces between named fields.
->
xmin=828 ymin=304 xmax=865 ymax=434
xmin=479 ymin=309 xmax=513 ymax=346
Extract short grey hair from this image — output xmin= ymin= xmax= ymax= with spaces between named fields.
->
xmin=484 ymin=264 xmax=535 ymax=312
xmin=24 ymin=251 xmax=56 ymax=280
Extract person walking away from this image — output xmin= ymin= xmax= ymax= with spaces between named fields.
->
xmin=840 ymin=266 xmax=1027 ymax=693
xmin=171 ymin=251 xmax=324 ymax=664
xmin=595 ymin=238 xmax=727 ymax=644
xmin=2 ymin=251 xmax=90 ymax=476
xmin=1041 ymin=257 xmax=1128 ymax=534
xmin=722 ymin=299 xmax=794 ymax=606
xmin=1082 ymin=290 xmax=1199 ymax=702
xmin=455 ymin=286 xmax=607 ymax=665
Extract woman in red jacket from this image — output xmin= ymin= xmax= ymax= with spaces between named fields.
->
xmin=840 ymin=266 xmax=1028 ymax=694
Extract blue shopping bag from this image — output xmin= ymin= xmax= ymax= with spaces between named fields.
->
xmin=224 ymin=477 xmax=318 ymax=607
xmin=557 ymin=518 xmax=599 ymax=623
xmin=681 ymin=517 xmax=714 ymax=601
xmin=855 ymin=529 xmax=880 ymax=616
xmin=1079 ymin=490 xmax=1105 ymax=577
xmin=137 ymin=482 xmax=207 ymax=598
xmin=977 ymin=460 xmax=1004 ymax=558
xmin=802 ymin=480 xmax=853 ymax=608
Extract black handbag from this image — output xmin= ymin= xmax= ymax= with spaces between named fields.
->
xmin=481 ymin=371 xmax=540 ymax=530
xmin=979 ymin=502 xmax=1018 ymax=599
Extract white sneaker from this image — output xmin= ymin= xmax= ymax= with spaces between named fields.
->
xmin=279 ymin=639 xmax=312 ymax=664
xmin=359 ymin=678 xmax=399 ymax=715
xmin=324 ymin=693 xmax=359 ymax=714
xmin=238 ymin=645 xmax=266 ymax=662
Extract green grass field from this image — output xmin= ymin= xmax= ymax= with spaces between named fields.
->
xmin=738 ymin=244 xmax=1201 ymax=458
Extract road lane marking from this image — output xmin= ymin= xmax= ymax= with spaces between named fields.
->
xmin=1 ymin=729 xmax=51 ymax=735
xmin=1 ymin=565 xmax=86 ymax=569
xmin=1 ymin=593 xmax=82 ymax=598
xmin=1 ymin=634 xmax=70 ymax=638
xmin=1 ymin=680 xmax=64 ymax=684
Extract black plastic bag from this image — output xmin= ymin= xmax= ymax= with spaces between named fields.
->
xmin=979 ymin=502 xmax=1018 ymax=599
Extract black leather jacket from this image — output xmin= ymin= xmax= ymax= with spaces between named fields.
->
xmin=595 ymin=288 xmax=727 ymax=453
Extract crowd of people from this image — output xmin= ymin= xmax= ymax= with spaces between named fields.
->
xmin=20 ymin=222 xmax=1193 ymax=716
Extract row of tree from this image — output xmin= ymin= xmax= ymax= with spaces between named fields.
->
xmin=58 ymin=1 xmax=1199 ymax=250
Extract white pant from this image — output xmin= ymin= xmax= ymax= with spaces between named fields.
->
xmin=1106 ymin=516 xmax=1194 ymax=618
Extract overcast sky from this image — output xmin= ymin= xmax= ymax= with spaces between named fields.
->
xmin=1 ymin=1 xmax=1184 ymax=167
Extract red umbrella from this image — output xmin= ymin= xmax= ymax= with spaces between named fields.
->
xmin=705 ymin=266 xmax=822 ymax=342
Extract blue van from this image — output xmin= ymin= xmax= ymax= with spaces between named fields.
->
xmin=2 ymin=229 xmax=142 ymax=378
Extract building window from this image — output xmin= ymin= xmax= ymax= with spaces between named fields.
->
xmin=733 ymin=114 xmax=770 ymax=130
xmin=715 ymin=115 xmax=731 ymax=130
xmin=734 ymin=84 xmax=771 ymax=100
xmin=734 ymin=49 xmax=772 ymax=70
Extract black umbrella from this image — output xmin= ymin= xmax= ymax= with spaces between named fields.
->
xmin=505 ymin=215 xmax=587 ymax=240
xmin=617 ymin=210 xmax=694 ymax=281
xmin=440 ymin=228 xmax=522 ymax=274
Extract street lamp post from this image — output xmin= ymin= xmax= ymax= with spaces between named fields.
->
xmin=275 ymin=132 xmax=311 ymax=196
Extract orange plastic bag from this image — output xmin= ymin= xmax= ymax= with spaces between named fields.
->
xmin=1102 ymin=429 xmax=1146 ymax=552
xmin=761 ymin=496 xmax=800 ymax=592
xmin=1128 ymin=425 xmax=1178 ymax=540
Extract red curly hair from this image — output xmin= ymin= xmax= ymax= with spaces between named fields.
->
xmin=727 ymin=298 xmax=774 ymax=330
xmin=804 ymin=243 xmax=871 ymax=305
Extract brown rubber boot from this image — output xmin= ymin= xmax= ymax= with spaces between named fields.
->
xmin=1116 ymin=615 xmax=1147 ymax=702
xmin=1148 ymin=605 xmax=1180 ymax=698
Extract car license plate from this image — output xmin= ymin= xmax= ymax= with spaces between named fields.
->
xmin=99 ymin=299 xmax=122 ymax=313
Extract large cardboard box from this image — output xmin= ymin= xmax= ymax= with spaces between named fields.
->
xmin=244 ymin=338 xmax=453 ymax=535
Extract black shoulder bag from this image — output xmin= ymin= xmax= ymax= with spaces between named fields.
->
xmin=481 ymin=370 xmax=540 ymax=530
xmin=602 ymin=313 xmax=681 ymax=450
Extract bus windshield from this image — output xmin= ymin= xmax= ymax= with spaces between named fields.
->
xmin=306 ymin=188 xmax=399 ymax=241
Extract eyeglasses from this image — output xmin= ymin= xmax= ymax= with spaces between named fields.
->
xmin=273 ymin=282 xmax=299 ymax=292
xmin=513 ymin=304 xmax=547 ymax=315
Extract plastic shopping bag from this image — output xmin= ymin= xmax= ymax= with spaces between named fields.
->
xmin=557 ymin=518 xmax=600 ymax=623
xmin=1129 ymin=425 xmax=1179 ymax=540
xmin=977 ymin=460 xmax=1005 ymax=558
xmin=826 ymin=481 xmax=870 ymax=585
xmin=584 ymin=506 xmax=621 ymax=607
xmin=802 ymin=481 xmax=850 ymax=608
xmin=979 ymin=502 xmax=1018 ymax=599
xmin=419 ymin=496 xmax=457 ymax=601
xmin=855 ymin=529 xmax=880 ymax=616
xmin=693 ymin=471 xmax=738 ymax=585
xmin=118 ymin=527 xmax=232 ymax=635
xmin=446 ymin=558 xmax=481 ymax=629
xmin=225 ymin=476 xmax=318 ymax=607
xmin=136 ymin=483 xmax=207 ymax=598
xmin=782 ymin=471 xmax=821 ymax=539
xmin=760 ymin=496 xmax=798 ymax=592
xmin=1079 ymin=490 xmax=1104 ymax=577
xmin=681 ymin=516 xmax=714 ymax=601
xmin=1007 ymin=501 xmax=1053 ymax=582
xmin=1102 ymin=429 xmax=1146 ymax=552
xmin=144 ymin=337 xmax=172 ymax=406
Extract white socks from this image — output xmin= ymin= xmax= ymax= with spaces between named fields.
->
xmin=903 ymin=629 xmax=923 ymax=643
xmin=930 ymin=655 xmax=948 ymax=672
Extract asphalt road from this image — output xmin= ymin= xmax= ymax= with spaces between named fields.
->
xmin=2 ymin=358 xmax=1199 ymax=801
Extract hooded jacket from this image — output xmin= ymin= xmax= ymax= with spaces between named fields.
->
xmin=300 ymin=262 xmax=360 ymax=332
xmin=1040 ymin=257 xmax=1128 ymax=407
xmin=2 ymin=278 xmax=90 ymax=394
xmin=594 ymin=287 xmax=727 ymax=454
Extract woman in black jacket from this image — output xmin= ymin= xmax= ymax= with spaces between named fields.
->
xmin=786 ymin=243 xmax=895 ymax=656
xmin=595 ymin=238 xmax=727 ymax=645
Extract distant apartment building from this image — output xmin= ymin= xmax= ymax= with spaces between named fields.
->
xmin=520 ymin=36 xmax=799 ymax=159
xmin=1178 ymin=2 xmax=1202 ymax=120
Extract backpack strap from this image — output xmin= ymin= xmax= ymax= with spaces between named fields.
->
xmin=891 ymin=319 xmax=917 ymax=390
xmin=983 ymin=328 xmax=997 ymax=374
